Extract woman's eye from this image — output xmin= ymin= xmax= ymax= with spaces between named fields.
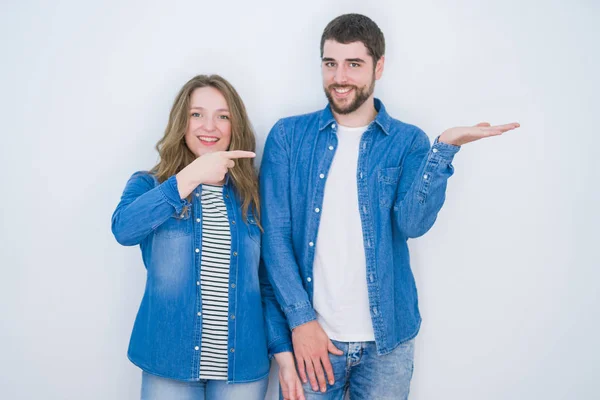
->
xmin=191 ymin=112 xmax=201 ymax=118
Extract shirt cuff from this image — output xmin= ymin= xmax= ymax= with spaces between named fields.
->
xmin=432 ymin=136 xmax=461 ymax=160
xmin=157 ymin=175 xmax=190 ymax=215
xmin=268 ymin=338 xmax=294 ymax=358
xmin=284 ymin=301 xmax=317 ymax=330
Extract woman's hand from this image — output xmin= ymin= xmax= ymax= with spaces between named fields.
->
xmin=175 ymin=150 xmax=255 ymax=198
xmin=275 ymin=352 xmax=305 ymax=400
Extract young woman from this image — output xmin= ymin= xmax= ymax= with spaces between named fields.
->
xmin=111 ymin=74 xmax=299 ymax=399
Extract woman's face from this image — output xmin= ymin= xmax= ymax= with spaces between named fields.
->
xmin=184 ymin=86 xmax=232 ymax=157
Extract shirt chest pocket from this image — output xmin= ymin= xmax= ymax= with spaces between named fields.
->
xmin=378 ymin=166 xmax=402 ymax=207
xmin=154 ymin=210 xmax=193 ymax=238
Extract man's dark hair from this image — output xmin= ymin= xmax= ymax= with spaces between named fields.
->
xmin=320 ymin=14 xmax=385 ymax=63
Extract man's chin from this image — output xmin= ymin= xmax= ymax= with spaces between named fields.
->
xmin=329 ymin=98 xmax=355 ymax=114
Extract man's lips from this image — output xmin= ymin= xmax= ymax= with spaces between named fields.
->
xmin=331 ymin=86 xmax=354 ymax=99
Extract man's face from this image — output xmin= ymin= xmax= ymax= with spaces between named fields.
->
xmin=321 ymin=40 xmax=384 ymax=115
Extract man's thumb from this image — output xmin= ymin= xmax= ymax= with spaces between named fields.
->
xmin=328 ymin=340 xmax=344 ymax=355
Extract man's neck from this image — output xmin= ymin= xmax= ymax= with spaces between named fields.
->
xmin=332 ymin=96 xmax=377 ymax=127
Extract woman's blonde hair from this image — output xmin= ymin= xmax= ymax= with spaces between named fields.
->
xmin=151 ymin=74 xmax=260 ymax=225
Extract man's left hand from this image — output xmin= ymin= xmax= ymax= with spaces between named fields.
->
xmin=438 ymin=122 xmax=520 ymax=146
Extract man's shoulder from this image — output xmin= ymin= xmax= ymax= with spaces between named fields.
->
xmin=387 ymin=115 xmax=426 ymax=138
xmin=267 ymin=109 xmax=324 ymax=144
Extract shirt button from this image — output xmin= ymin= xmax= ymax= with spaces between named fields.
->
xmin=363 ymin=143 xmax=367 ymax=150
xmin=196 ymin=218 xmax=200 ymax=223
xmin=195 ymin=248 xmax=200 ymax=253
xmin=432 ymin=148 xmax=439 ymax=153
xmin=231 ymin=283 xmax=236 ymax=288
xmin=319 ymin=173 xmax=325 ymax=179
xmin=195 ymin=193 xmax=200 ymax=197
xmin=195 ymin=346 xmax=200 ymax=351
xmin=331 ymin=123 xmax=336 ymax=129
xmin=423 ymin=174 xmax=428 ymax=179
xmin=231 ymin=220 xmax=236 ymax=225
xmin=197 ymin=312 xmax=202 ymax=316
xmin=360 ymin=172 xmax=363 ymax=179
xmin=233 ymin=251 xmax=238 ymax=256
xmin=362 ymin=206 xmax=367 ymax=213
xmin=307 ymin=277 xmax=312 ymax=282
xmin=315 ymin=208 xmax=320 ymax=213
xmin=230 ymin=348 xmax=235 ymax=353
xmin=369 ymin=274 xmax=374 ymax=282
xmin=328 ymin=145 xmax=334 ymax=151
xmin=196 ymin=281 xmax=200 ymax=286
xmin=231 ymin=314 xmax=235 ymax=319
xmin=309 ymin=242 xmax=314 ymax=247
xmin=372 ymin=307 xmax=378 ymax=315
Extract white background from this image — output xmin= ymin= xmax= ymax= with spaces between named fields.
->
xmin=1 ymin=0 xmax=598 ymax=399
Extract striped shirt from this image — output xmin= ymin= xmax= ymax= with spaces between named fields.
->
xmin=199 ymin=184 xmax=230 ymax=380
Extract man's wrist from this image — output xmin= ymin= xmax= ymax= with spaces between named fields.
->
xmin=292 ymin=319 xmax=317 ymax=332
xmin=438 ymin=130 xmax=459 ymax=146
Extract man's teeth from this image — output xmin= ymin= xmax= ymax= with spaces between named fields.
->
xmin=199 ymin=137 xmax=218 ymax=142
xmin=335 ymin=87 xmax=351 ymax=93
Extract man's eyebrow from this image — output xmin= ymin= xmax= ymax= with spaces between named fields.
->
xmin=321 ymin=57 xmax=366 ymax=63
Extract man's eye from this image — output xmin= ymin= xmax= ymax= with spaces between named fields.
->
xmin=325 ymin=62 xmax=336 ymax=67
xmin=349 ymin=63 xmax=360 ymax=68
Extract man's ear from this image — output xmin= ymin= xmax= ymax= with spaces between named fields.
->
xmin=375 ymin=55 xmax=385 ymax=80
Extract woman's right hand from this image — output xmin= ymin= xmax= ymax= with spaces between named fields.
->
xmin=175 ymin=150 xmax=255 ymax=198
xmin=275 ymin=352 xmax=305 ymax=400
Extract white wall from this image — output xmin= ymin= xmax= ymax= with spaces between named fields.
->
xmin=1 ymin=0 xmax=598 ymax=399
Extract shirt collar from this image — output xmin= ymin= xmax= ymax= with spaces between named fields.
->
xmin=318 ymin=98 xmax=392 ymax=135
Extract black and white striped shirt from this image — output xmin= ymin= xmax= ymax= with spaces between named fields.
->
xmin=199 ymin=184 xmax=230 ymax=380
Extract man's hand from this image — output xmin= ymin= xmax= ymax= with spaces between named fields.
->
xmin=292 ymin=320 xmax=343 ymax=393
xmin=275 ymin=352 xmax=305 ymax=400
xmin=438 ymin=122 xmax=520 ymax=146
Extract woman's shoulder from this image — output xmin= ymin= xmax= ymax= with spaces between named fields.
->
xmin=123 ymin=170 xmax=161 ymax=191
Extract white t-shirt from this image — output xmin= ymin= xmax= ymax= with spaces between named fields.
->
xmin=313 ymin=124 xmax=375 ymax=342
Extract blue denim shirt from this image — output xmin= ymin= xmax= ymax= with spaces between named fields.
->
xmin=259 ymin=99 xmax=460 ymax=355
xmin=111 ymin=172 xmax=280 ymax=382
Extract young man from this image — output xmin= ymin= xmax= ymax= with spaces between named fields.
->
xmin=260 ymin=14 xmax=519 ymax=400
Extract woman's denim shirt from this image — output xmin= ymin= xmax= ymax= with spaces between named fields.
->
xmin=112 ymin=172 xmax=281 ymax=382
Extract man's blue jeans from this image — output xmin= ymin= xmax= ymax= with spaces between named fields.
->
xmin=282 ymin=339 xmax=415 ymax=400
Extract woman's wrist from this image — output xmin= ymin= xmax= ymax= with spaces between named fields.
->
xmin=175 ymin=168 xmax=201 ymax=199
xmin=274 ymin=351 xmax=296 ymax=369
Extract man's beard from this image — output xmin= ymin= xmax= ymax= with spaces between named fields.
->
xmin=324 ymin=74 xmax=375 ymax=115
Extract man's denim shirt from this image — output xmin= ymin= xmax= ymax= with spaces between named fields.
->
xmin=111 ymin=172 xmax=279 ymax=382
xmin=260 ymin=99 xmax=460 ymax=355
